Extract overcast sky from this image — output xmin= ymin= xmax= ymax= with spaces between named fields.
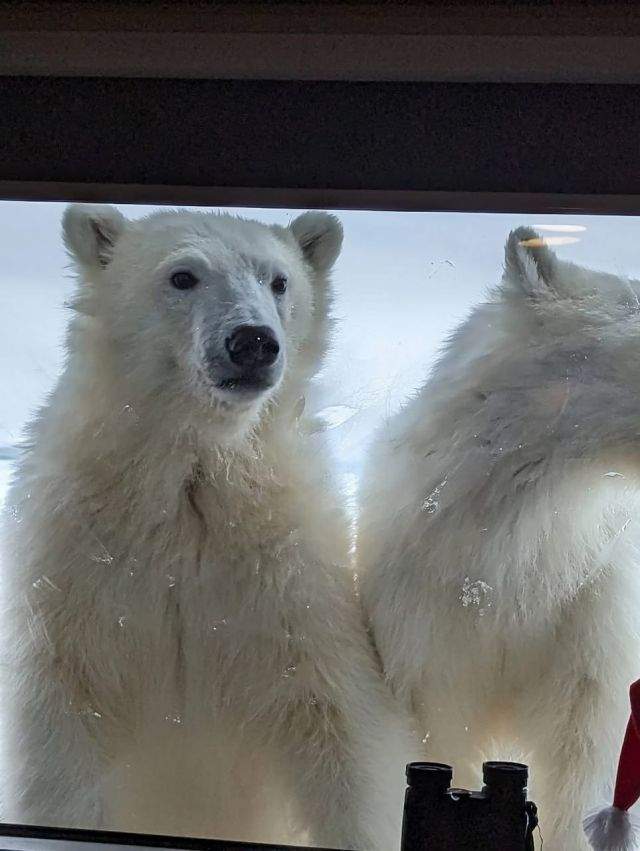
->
xmin=2 ymin=201 xmax=640 ymax=502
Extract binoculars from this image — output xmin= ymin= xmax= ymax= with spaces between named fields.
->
xmin=401 ymin=760 xmax=538 ymax=851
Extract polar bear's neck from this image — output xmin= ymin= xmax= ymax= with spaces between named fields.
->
xmin=32 ymin=353 xmax=300 ymax=505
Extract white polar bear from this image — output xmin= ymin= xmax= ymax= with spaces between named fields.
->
xmin=1 ymin=205 xmax=414 ymax=849
xmin=358 ymin=228 xmax=640 ymax=850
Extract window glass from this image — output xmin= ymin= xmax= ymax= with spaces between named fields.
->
xmin=2 ymin=202 xmax=638 ymax=849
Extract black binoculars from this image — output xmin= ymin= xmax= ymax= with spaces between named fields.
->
xmin=400 ymin=760 xmax=538 ymax=851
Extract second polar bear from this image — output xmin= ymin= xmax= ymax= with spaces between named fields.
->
xmin=359 ymin=228 xmax=640 ymax=850
xmin=2 ymin=205 xmax=414 ymax=849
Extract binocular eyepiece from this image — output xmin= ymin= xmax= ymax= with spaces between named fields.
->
xmin=406 ymin=760 xmax=528 ymax=793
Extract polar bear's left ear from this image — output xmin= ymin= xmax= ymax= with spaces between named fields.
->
xmin=289 ymin=212 xmax=343 ymax=273
xmin=503 ymin=226 xmax=558 ymax=298
xmin=63 ymin=204 xmax=127 ymax=270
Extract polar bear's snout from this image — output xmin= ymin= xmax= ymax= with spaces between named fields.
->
xmin=208 ymin=322 xmax=284 ymax=397
xmin=225 ymin=324 xmax=280 ymax=369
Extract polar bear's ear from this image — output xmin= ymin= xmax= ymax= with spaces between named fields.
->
xmin=289 ymin=212 xmax=343 ymax=273
xmin=503 ymin=226 xmax=558 ymax=298
xmin=63 ymin=204 xmax=127 ymax=270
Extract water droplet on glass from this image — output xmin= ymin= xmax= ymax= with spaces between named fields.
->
xmin=69 ymin=703 xmax=103 ymax=719
xmin=91 ymin=545 xmax=114 ymax=566
xmin=8 ymin=504 xmax=23 ymax=523
xmin=211 ymin=618 xmax=227 ymax=632
xmin=121 ymin=403 xmax=140 ymax=420
xmin=118 ymin=616 xmax=126 ymax=628
xmin=282 ymin=664 xmax=297 ymax=678
xmin=322 ymin=404 xmax=357 ymax=427
xmin=604 ymin=471 xmax=625 ymax=479
xmin=304 ymin=405 xmax=357 ymax=434
xmin=426 ymin=259 xmax=456 ymax=279
xmin=422 ymin=732 xmax=431 ymax=744
xmin=459 ymin=577 xmax=494 ymax=616
xmin=166 ymin=574 xmax=176 ymax=588
xmin=293 ymin=396 xmax=306 ymax=420
xmin=32 ymin=575 xmax=61 ymax=592
xmin=164 ymin=713 xmax=182 ymax=725
xmin=422 ymin=477 xmax=447 ymax=513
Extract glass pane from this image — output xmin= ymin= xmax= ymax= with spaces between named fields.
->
xmin=2 ymin=202 xmax=638 ymax=850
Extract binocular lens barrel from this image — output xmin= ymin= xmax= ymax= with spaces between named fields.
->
xmin=406 ymin=762 xmax=454 ymax=791
xmin=482 ymin=762 xmax=528 ymax=790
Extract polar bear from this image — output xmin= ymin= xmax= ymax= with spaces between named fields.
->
xmin=1 ymin=205 xmax=413 ymax=849
xmin=358 ymin=228 xmax=640 ymax=850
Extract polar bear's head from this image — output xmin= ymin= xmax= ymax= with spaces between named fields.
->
xmin=433 ymin=226 xmax=640 ymax=466
xmin=62 ymin=205 xmax=342 ymax=436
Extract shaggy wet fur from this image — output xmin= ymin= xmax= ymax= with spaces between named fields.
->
xmin=359 ymin=228 xmax=640 ymax=850
xmin=1 ymin=205 xmax=414 ymax=849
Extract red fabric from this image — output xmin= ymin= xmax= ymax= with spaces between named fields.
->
xmin=613 ymin=680 xmax=640 ymax=811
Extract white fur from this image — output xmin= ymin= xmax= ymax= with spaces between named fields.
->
xmin=359 ymin=227 xmax=640 ymax=850
xmin=1 ymin=205 xmax=415 ymax=848
xmin=584 ymin=806 xmax=640 ymax=850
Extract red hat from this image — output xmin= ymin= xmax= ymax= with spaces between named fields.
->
xmin=584 ymin=679 xmax=640 ymax=849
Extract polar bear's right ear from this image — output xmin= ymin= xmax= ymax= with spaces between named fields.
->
xmin=62 ymin=204 xmax=127 ymax=270
xmin=503 ymin=226 xmax=558 ymax=298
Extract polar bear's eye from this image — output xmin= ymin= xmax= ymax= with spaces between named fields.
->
xmin=171 ymin=271 xmax=199 ymax=291
xmin=271 ymin=275 xmax=288 ymax=295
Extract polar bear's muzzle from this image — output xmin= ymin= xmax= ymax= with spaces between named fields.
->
xmin=209 ymin=323 xmax=284 ymax=398
xmin=225 ymin=324 xmax=280 ymax=369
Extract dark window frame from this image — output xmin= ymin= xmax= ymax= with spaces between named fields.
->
xmin=2 ymin=76 xmax=640 ymax=215
xmin=0 ymin=822 xmax=336 ymax=850
xmin=1 ymin=1 xmax=640 ymax=214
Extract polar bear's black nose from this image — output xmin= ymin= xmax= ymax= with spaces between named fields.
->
xmin=226 ymin=325 xmax=280 ymax=368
